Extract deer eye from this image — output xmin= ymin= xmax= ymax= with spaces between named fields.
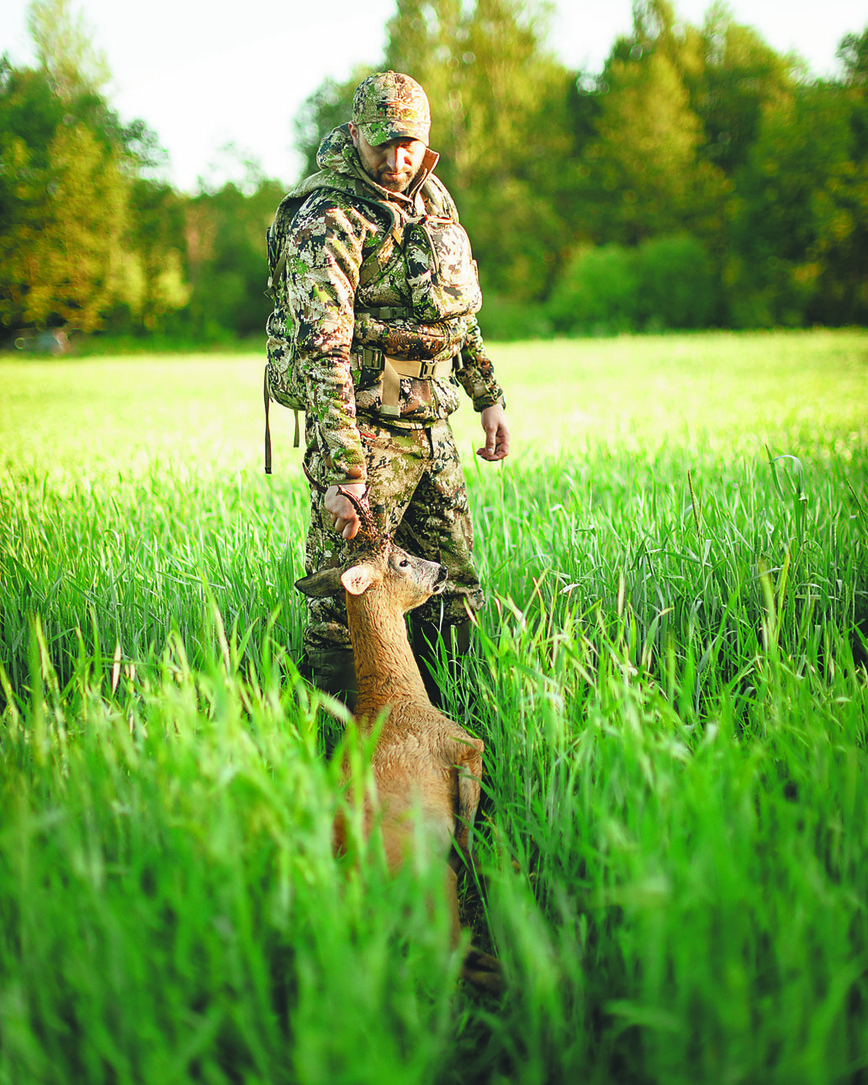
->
xmin=398 ymin=558 xmax=410 ymax=568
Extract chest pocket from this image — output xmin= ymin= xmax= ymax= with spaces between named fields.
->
xmin=403 ymin=215 xmax=483 ymax=323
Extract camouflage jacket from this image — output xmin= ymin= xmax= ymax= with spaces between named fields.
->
xmin=267 ymin=124 xmax=505 ymax=486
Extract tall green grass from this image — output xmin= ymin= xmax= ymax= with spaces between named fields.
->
xmin=1 ymin=331 xmax=866 ymax=1083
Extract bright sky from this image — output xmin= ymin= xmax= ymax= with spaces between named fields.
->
xmin=1 ymin=0 xmax=865 ymax=193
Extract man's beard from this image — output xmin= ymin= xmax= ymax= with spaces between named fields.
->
xmin=374 ymin=166 xmax=412 ymax=192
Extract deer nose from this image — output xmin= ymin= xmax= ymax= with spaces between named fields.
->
xmin=434 ymin=564 xmax=448 ymax=591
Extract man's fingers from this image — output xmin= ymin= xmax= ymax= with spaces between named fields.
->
xmin=479 ymin=425 xmax=496 ymax=458
xmin=331 ymin=510 xmax=360 ymax=539
xmin=325 ymin=483 xmax=365 ymax=538
xmin=476 ymin=424 xmax=509 ymax=461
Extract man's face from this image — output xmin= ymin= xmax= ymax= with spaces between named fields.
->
xmin=349 ymin=124 xmax=426 ymax=193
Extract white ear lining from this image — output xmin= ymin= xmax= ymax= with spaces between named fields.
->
xmin=341 ymin=564 xmax=378 ymax=596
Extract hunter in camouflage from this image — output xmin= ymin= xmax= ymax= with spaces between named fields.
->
xmin=267 ymin=70 xmax=510 ymax=705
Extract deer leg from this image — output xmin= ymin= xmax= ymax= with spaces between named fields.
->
xmin=447 ymin=864 xmax=504 ymax=995
xmin=445 ymin=864 xmax=463 ymax=948
xmin=450 ymin=744 xmax=483 ymax=869
xmin=461 ymin=945 xmax=504 ymax=995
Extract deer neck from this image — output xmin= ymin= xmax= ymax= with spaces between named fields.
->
xmin=345 ymin=593 xmax=429 ymax=704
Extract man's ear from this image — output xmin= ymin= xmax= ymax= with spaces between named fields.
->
xmin=341 ymin=564 xmax=378 ymax=596
xmin=347 ymin=121 xmax=359 ymax=147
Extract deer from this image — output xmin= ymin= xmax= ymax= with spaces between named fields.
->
xmin=295 ymin=486 xmax=503 ymax=995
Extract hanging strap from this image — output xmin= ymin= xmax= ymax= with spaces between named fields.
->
xmin=264 ymin=365 xmax=303 ymax=473
xmin=263 ymin=364 xmax=273 ymax=475
xmin=380 ymin=361 xmax=402 ymax=418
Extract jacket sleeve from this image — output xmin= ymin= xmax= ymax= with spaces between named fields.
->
xmin=454 ymin=316 xmax=506 ymax=411
xmin=285 ymin=198 xmax=370 ymax=485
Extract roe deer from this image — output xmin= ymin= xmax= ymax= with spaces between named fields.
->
xmin=296 ymin=493 xmax=502 ymax=994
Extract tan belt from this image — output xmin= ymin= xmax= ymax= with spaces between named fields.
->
xmin=357 ymin=348 xmax=456 ymax=418
xmin=380 ymin=356 xmax=455 ymax=417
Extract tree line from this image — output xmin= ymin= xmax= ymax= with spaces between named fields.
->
xmin=2 ymin=0 xmax=866 ymax=349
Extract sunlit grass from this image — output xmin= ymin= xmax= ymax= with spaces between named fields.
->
xmin=2 ymin=329 xmax=865 ymax=482
xmin=1 ymin=329 xmax=866 ymax=1083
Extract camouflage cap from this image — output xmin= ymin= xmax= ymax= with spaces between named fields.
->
xmin=352 ymin=71 xmax=431 ymax=147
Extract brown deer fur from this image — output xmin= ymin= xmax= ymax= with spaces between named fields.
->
xmin=297 ymin=525 xmax=502 ymax=995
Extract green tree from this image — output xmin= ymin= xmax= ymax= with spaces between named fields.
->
xmin=578 ymin=48 xmax=729 ymax=247
xmin=838 ymin=27 xmax=868 ymax=91
xmin=726 ymin=75 xmax=868 ymax=326
xmin=182 ymin=174 xmax=285 ymax=341
xmin=0 ymin=59 xmax=134 ymax=333
xmin=0 ymin=0 xmax=190 ymax=338
xmin=27 ymin=0 xmax=110 ymax=101
xmin=17 ymin=121 xmax=132 ymax=332
xmin=689 ymin=4 xmax=799 ymax=176
xmin=118 ymin=180 xmax=190 ymax=334
xmin=815 ymin=34 xmax=868 ymax=324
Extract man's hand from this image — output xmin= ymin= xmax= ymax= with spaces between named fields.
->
xmin=477 ymin=403 xmax=510 ymax=462
xmin=324 ymin=475 xmax=367 ymax=540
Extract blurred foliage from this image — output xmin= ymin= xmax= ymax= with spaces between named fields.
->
xmin=179 ymin=177 xmax=286 ymax=341
xmin=1 ymin=0 xmax=867 ymax=348
xmin=548 ymin=235 xmax=719 ymax=335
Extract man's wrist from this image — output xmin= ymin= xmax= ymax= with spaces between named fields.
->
xmin=326 ymin=463 xmax=366 ymax=489
xmin=326 ymin=480 xmax=367 ymax=494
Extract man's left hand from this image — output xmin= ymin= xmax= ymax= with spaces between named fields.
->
xmin=477 ymin=403 xmax=510 ymax=461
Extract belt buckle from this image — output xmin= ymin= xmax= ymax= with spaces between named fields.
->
xmin=418 ymin=360 xmax=435 ymax=379
xmin=361 ymin=347 xmax=384 ymax=370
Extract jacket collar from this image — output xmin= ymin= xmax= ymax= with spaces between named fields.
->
xmin=316 ymin=124 xmax=440 ymax=209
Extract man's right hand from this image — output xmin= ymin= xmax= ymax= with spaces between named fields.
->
xmin=324 ymin=482 xmax=368 ymax=540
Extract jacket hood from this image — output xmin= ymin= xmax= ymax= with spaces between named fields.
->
xmin=305 ymin=123 xmax=439 ymax=207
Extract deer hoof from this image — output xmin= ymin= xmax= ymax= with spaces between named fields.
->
xmin=462 ymin=947 xmax=504 ymax=996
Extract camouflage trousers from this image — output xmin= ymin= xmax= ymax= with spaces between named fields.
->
xmin=302 ymin=415 xmax=484 ymax=654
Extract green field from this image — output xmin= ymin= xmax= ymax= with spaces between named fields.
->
xmin=1 ymin=330 xmax=867 ymax=1084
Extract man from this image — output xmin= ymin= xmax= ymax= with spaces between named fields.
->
xmin=266 ymin=70 xmax=509 ymax=706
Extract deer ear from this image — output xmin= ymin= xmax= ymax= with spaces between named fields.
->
xmin=295 ymin=567 xmax=344 ymax=598
xmin=341 ymin=564 xmax=378 ymax=596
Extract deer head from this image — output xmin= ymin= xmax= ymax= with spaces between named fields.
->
xmin=297 ymin=487 xmax=444 ymax=610
xmin=296 ymin=538 xmax=447 ymax=615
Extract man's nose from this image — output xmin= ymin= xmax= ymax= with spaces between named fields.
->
xmin=386 ymin=145 xmax=407 ymax=171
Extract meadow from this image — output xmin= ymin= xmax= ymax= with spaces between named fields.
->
xmin=1 ymin=329 xmax=867 ymax=1084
